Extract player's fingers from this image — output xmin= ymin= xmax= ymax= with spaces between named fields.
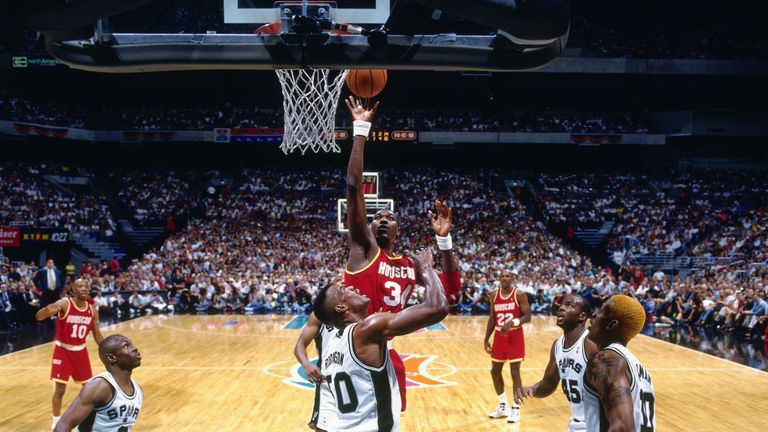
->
xmin=345 ymin=96 xmax=354 ymax=111
xmin=370 ymin=101 xmax=380 ymax=113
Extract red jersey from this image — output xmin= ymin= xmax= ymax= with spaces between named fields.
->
xmin=56 ymin=297 xmax=94 ymax=348
xmin=492 ymin=287 xmax=522 ymax=332
xmin=345 ymin=248 xmax=416 ymax=314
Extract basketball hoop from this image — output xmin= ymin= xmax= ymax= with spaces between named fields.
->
xmin=255 ymin=2 xmax=351 ymax=155
xmin=275 ymin=67 xmax=349 ymax=154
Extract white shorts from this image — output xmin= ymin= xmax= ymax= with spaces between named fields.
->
xmin=316 ymin=382 xmax=337 ymax=431
xmin=568 ymin=418 xmax=587 ymax=432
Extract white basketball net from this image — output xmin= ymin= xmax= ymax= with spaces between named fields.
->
xmin=275 ymin=68 xmax=349 ymax=154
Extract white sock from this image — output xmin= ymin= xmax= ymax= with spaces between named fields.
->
xmin=52 ymin=416 xmax=60 ymax=430
xmin=498 ymin=393 xmax=507 ymax=405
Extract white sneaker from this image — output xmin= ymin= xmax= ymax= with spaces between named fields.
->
xmin=489 ymin=403 xmax=510 ymax=419
xmin=507 ymin=406 xmax=521 ymax=423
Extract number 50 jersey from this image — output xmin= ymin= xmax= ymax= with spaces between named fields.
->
xmin=323 ymin=323 xmax=401 ymax=432
xmin=344 ymin=248 xmax=416 ymax=314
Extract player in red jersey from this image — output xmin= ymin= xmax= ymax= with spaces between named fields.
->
xmin=36 ymin=278 xmax=105 ymax=430
xmin=484 ymin=269 xmax=531 ymax=424
xmin=342 ymin=96 xmax=461 ymax=412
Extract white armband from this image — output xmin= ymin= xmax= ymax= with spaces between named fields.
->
xmin=512 ymin=318 xmax=520 ymax=327
xmin=353 ymin=120 xmax=372 ymax=138
xmin=436 ymin=234 xmax=452 ymax=250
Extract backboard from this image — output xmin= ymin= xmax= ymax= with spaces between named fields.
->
xmin=337 ymin=198 xmax=394 ymax=233
xmin=224 ymin=0 xmax=391 ymax=24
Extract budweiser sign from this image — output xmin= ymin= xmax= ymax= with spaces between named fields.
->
xmin=0 ymin=226 xmax=20 ymax=247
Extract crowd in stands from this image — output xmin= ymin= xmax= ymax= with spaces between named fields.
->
xmin=0 ymin=92 xmax=86 ymax=129
xmin=0 ymin=162 xmax=115 ymax=238
xmin=0 ymin=93 xmax=651 ymax=134
xmin=534 ymin=170 xmax=768 ymax=266
xmin=1 ymin=163 xmax=766 ymax=343
xmin=112 ymin=170 xmax=198 ymax=225
xmin=569 ymin=0 xmax=768 ymax=60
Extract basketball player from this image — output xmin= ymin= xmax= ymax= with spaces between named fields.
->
xmin=583 ymin=295 xmax=656 ymax=432
xmin=313 ymin=248 xmax=448 ymax=431
xmin=485 ymin=268 xmax=531 ymax=423
xmin=294 ymin=309 xmax=337 ymax=432
xmin=514 ymin=294 xmax=598 ymax=431
xmin=53 ymin=334 xmax=143 ymax=432
xmin=343 ymin=95 xmax=462 ymax=412
xmin=36 ymin=278 xmax=105 ymax=430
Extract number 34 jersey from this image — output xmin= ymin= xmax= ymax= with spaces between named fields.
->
xmin=583 ymin=343 xmax=656 ymax=432
xmin=344 ymin=248 xmax=416 ymax=314
xmin=322 ymin=323 xmax=401 ymax=432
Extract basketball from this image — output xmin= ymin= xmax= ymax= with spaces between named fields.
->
xmin=346 ymin=69 xmax=388 ymax=98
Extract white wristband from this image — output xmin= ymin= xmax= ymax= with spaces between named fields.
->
xmin=436 ymin=234 xmax=452 ymax=250
xmin=512 ymin=318 xmax=520 ymax=327
xmin=353 ymin=120 xmax=372 ymax=138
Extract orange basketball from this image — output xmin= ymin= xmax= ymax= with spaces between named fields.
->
xmin=346 ymin=69 xmax=388 ymax=98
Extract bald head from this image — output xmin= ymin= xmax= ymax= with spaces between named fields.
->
xmin=99 ymin=334 xmax=126 ymax=366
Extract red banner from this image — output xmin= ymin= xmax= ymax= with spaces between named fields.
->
xmin=0 ymin=226 xmax=20 ymax=247
xmin=12 ymin=122 xmax=69 ymax=138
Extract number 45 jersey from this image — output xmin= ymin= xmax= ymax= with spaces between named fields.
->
xmin=344 ymin=248 xmax=416 ymax=314
xmin=323 ymin=323 xmax=401 ymax=432
xmin=554 ymin=328 xmax=590 ymax=426
xmin=583 ymin=343 xmax=656 ymax=432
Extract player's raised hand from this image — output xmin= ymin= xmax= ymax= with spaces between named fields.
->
xmin=410 ymin=247 xmax=434 ymax=272
xmin=304 ymin=363 xmax=323 ymax=385
xmin=514 ymin=385 xmax=536 ymax=405
xmin=428 ymin=200 xmax=452 ymax=237
xmin=345 ymin=96 xmax=379 ymax=122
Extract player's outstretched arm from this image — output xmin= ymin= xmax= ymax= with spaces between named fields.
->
xmin=293 ymin=312 xmax=323 ymax=385
xmin=429 ymin=200 xmax=459 ymax=272
xmin=515 ymin=341 xmax=559 ymax=404
xmin=430 ymin=200 xmax=462 ymax=300
xmin=586 ymin=350 xmax=636 ymax=432
xmin=358 ymin=248 xmax=448 ymax=340
xmin=344 ymin=96 xmax=380 ymax=268
xmin=483 ymin=292 xmax=496 ymax=354
xmin=35 ymin=298 xmax=68 ymax=321
xmin=53 ymin=378 xmax=113 ymax=432
xmin=90 ymin=304 xmax=105 ymax=345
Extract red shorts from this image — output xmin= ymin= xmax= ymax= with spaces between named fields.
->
xmin=389 ymin=349 xmax=407 ymax=412
xmin=491 ymin=328 xmax=525 ymax=363
xmin=50 ymin=345 xmax=93 ymax=384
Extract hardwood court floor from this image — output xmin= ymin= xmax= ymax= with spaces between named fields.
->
xmin=1 ymin=315 xmax=766 ymax=431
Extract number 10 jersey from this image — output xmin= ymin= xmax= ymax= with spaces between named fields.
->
xmin=322 ymin=323 xmax=401 ymax=432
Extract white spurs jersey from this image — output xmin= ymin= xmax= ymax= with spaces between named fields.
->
xmin=554 ymin=328 xmax=590 ymax=423
xmin=311 ymin=323 xmax=339 ymax=430
xmin=583 ymin=343 xmax=655 ymax=432
xmin=322 ymin=323 xmax=400 ymax=432
xmin=78 ymin=371 xmax=143 ymax=432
